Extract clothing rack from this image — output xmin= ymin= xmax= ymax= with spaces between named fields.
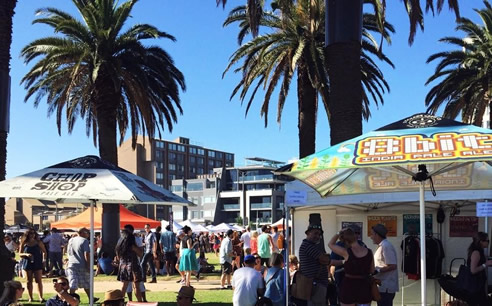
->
xmin=401 ymin=231 xmax=441 ymax=306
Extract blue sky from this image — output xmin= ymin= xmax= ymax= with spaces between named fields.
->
xmin=6 ymin=0 xmax=485 ymax=178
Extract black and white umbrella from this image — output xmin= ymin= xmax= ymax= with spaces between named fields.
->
xmin=0 ymin=155 xmax=191 ymax=305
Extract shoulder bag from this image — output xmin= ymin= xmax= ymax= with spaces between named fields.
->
xmin=456 ymin=264 xmax=482 ymax=294
xmin=256 ymin=269 xmax=281 ymax=306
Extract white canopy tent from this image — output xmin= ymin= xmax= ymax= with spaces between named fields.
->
xmin=161 ymin=220 xmax=183 ymax=233
xmin=210 ymin=222 xmax=234 ymax=232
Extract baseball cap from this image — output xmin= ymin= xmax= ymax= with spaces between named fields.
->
xmin=244 ymin=254 xmax=256 ymax=263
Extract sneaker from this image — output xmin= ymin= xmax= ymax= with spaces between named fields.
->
xmin=220 ymin=285 xmax=227 ymax=289
xmin=176 ymin=279 xmax=182 ymax=283
xmin=92 ymin=297 xmax=99 ymax=303
xmin=149 ymin=278 xmax=157 ymax=283
xmin=227 ymin=285 xmax=232 ymax=289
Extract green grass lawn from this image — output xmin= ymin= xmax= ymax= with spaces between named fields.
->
xmin=21 ymin=290 xmax=234 ymax=305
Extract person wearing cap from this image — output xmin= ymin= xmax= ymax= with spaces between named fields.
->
xmin=46 ymin=276 xmax=80 ymax=306
xmin=219 ymin=229 xmax=234 ymax=289
xmin=101 ymin=289 xmax=125 ymax=306
xmin=370 ymin=224 xmax=398 ymax=306
xmin=296 ymin=223 xmax=331 ymax=306
xmin=231 ymin=254 xmax=265 ymax=306
xmin=66 ymin=228 xmax=96 ymax=302
xmin=176 ymin=286 xmax=195 ymax=306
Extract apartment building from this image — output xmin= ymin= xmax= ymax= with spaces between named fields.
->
xmin=171 ymin=157 xmax=292 ymax=226
xmin=118 ymin=136 xmax=234 ymax=220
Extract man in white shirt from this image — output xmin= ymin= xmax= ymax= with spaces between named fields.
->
xmin=370 ymin=224 xmax=398 ymax=306
xmin=232 ymin=254 xmax=264 ymax=306
xmin=240 ymin=226 xmax=251 ymax=252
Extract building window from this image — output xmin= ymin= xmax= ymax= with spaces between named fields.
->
xmin=197 ymin=149 xmax=205 ymax=155
xmin=189 ymin=156 xmax=196 ymax=164
xmin=191 ymin=210 xmax=200 ymax=219
xmin=156 ymin=173 xmax=164 ymax=179
xmin=169 ymin=174 xmax=176 ymax=181
xmin=197 ymin=157 xmax=204 ymax=165
xmin=156 ymin=141 xmax=165 ymax=148
xmin=189 ymin=166 xmax=196 ymax=174
xmin=208 ymin=151 xmax=215 ymax=158
xmin=189 ymin=147 xmax=197 ymax=154
xmin=226 ymin=153 xmax=233 ymax=161
xmin=217 ymin=152 xmax=223 ymax=159
xmin=177 ymin=154 xmax=184 ymax=163
xmin=197 ymin=168 xmax=204 ymax=174
xmin=177 ymin=165 xmax=185 ymax=172
xmin=169 ymin=152 xmax=176 ymax=161
xmin=171 ymin=185 xmax=183 ymax=192
xmin=168 ymin=163 xmax=176 ymax=171
xmin=187 ymin=183 xmax=203 ymax=191
xmin=177 ymin=145 xmax=186 ymax=152
xmin=203 ymin=196 xmax=216 ymax=203
xmin=155 ymin=151 xmax=162 ymax=159
xmin=208 ymin=160 xmax=214 ymax=167
xmin=156 ymin=162 xmax=164 ymax=169
xmin=169 ymin=143 xmax=177 ymax=151
xmin=216 ymin=160 xmax=222 ymax=167
xmin=226 ymin=162 xmax=232 ymax=167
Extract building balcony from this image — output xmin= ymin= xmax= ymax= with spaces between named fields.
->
xmin=223 ymin=204 xmax=240 ymax=211
xmin=251 ymin=203 xmax=272 ymax=209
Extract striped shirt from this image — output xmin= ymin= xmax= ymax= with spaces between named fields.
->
xmin=299 ymin=239 xmax=329 ymax=286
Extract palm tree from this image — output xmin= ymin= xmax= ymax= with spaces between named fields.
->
xmin=0 ymin=0 xmax=17 ymax=294
xmin=223 ymin=0 xmax=393 ymax=158
xmin=219 ymin=0 xmax=460 ymax=146
xmin=21 ymin=0 xmax=186 ymax=255
xmin=426 ymin=1 xmax=492 ymax=126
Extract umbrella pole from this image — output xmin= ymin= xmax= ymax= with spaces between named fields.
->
xmin=89 ymin=200 xmax=95 ymax=306
xmin=419 ymin=182 xmax=427 ymax=306
xmin=285 ymin=206 xmax=290 ymax=306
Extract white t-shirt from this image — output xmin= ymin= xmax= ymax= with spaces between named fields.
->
xmin=374 ymin=239 xmax=399 ymax=293
xmin=240 ymin=232 xmax=251 ymax=249
xmin=232 ymin=267 xmax=264 ymax=306
xmin=219 ymin=237 xmax=232 ymax=264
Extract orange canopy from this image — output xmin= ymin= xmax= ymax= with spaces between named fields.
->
xmin=51 ymin=204 xmax=160 ymax=230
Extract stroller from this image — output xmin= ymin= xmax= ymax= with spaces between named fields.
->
xmin=439 ymin=258 xmax=490 ymax=305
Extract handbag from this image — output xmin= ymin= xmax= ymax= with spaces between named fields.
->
xmin=456 ymin=264 xmax=482 ymax=294
xmin=290 ymin=271 xmax=314 ymax=301
xmin=256 ymin=269 xmax=281 ymax=306
xmin=370 ymin=276 xmax=382 ymax=302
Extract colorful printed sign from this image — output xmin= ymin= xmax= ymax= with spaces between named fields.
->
xmin=367 ymin=216 xmax=397 ymax=237
xmin=449 ymin=216 xmax=479 ymax=237
xmin=403 ymin=214 xmax=433 ymax=235
xmin=354 ymin=132 xmax=492 ymax=166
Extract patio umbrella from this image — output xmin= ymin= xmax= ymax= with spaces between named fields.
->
xmin=0 ymin=155 xmax=191 ymax=306
xmin=4 ymin=224 xmax=30 ymax=234
xmin=277 ymin=113 xmax=492 ymax=305
xmin=161 ymin=220 xmax=183 ymax=233
xmin=211 ymin=222 xmax=234 ymax=232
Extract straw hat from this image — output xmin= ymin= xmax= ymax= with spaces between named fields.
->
xmin=103 ymin=289 xmax=124 ymax=303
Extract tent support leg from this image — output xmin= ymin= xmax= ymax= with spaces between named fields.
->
xmin=285 ymin=206 xmax=290 ymax=306
xmin=419 ymin=182 xmax=427 ymax=306
xmin=89 ymin=200 xmax=96 ymax=306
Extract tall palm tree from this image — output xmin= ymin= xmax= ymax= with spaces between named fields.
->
xmin=426 ymin=1 xmax=492 ymax=126
xmin=223 ymin=0 xmax=393 ymax=158
xmin=21 ymin=0 xmax=186 ymax=255
xmin=219 ymin=0 xmax=460 ymax=146
xmin=0 ymin=0 xmax=17 ymax=294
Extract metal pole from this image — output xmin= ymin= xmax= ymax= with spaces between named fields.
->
xmin=419 ymin=182 xmax=427 ymax=306
xmin=285 ymin=205 xmax=290 ymax=306
xmin=89 ymin=200 xmax=95 ymax=306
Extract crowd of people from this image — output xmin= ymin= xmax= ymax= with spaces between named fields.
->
xmin=2 ymin=222 xmax=491 ymax=306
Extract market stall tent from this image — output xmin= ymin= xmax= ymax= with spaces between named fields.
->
xmin=51 ymin=204 xmax=160 ymax=230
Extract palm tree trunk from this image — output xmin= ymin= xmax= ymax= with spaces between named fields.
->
xmin=0 ymin=0 xmax=17 ymax=295
xmin=95 ymin=86 xmax=120 ymax=258
xmin=297 ymin=62 xmax=317 ymax=158
xmin=327 ymin=41 xmax=362 ymax=145
xmin=325 ymin=0 xmax=363 ymax=145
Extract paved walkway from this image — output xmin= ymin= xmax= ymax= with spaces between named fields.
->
xmin=39 ymin=279 xmax=224 ymax=294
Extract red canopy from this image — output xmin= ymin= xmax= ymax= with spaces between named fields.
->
xmin=51 ymin=204 xmax=160 ymax=230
